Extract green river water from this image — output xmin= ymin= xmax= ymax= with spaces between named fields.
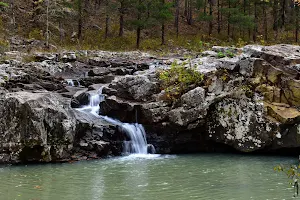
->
xmin=0 ymin=154 xmax=297 ymax=200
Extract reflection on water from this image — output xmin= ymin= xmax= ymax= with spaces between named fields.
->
xmin=0 ymin=154 xmax=296 ymax=200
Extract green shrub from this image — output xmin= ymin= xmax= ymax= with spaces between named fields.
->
xmin=158 ymin=61 xmax=204 ymax=101
xmin=225 ymin=49 xmax=235 ymax=58
xmin=217 ymin=51 xmax=226 ymax=58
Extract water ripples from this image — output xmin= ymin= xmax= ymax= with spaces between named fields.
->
xmin=0 ymin=154 xmax=297 ymax=200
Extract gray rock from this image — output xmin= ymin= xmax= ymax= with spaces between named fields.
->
xmin=34 ymin=53 xmax=58 ymax=62
xmin=181 ymin=87 xmax=206 ymax=109
xmin=107 ymin=75 xmax=159 ymax=102
xmin=0 ymin=92 xmax=76 ymax=163
xmin=207 ymin=98 xmax=279 ymax=152
xmin=168 ymin=106 xmax=207 ymax=127
xmin=61 ymin=52 xmax=77 ymax=62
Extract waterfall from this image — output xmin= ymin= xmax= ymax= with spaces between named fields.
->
xmin=66 ymin=79 xmax=75 ymax=86
xmin=77 ymin=88 xmax=153 ymax=155
xmin=66 ymin=79 xmax=81 ymax=87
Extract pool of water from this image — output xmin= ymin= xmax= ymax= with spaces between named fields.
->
xmin=0 ymin=154 xmax=296 ymax=200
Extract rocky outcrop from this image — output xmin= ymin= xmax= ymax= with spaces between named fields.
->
xmin=0 ymin=49 xmax=159 ymax=163
xmin=100 ymin=44 xmax=300 ymax=154
xmin=2 ymin=45 xmax=300 ymax=163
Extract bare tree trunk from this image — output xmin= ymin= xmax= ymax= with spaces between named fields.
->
xmin=119 ymin=0 xmax=124 ymax=37
xmin=136 ymin=27 xmax=141 ymax=49
xmin=217 ymin=0 xmax=221 ymax=34
xmin=281 ymin=0 xmax=286 ymax=28
xmin=296 ymin=5 xmax=299 ymax=42
xmin=105 ymin=15 xmax=109 ymax=39
xmin=105 ymin=0 xmax=110 ymax=40
xmin=263 ymin=2 xmax=268 ymax=41
xmin=253 ymin=1 xmax=257 ymax=42
xmin=46 ymin=0 xmax=49 ymax=47
xmin=136 ymin=0 xmax=141 ymax=49
xmin=209 ymin=0 xmax=213 ymax=35
xmin=175 ymin=0 xmax=179 ymax=38
xmin=273 ymin=0 xmax=278 ymax=30
xmin=78 ymin=0 xmax=83 ymax=41
xmin=187 ymin=0 xmax=193 ymax=25
xmin=248 ymin=0 xmax=251 ymax=40
xmin=227 ymin=0 xmax=231 ymax=37
xmin=161 ymin=0 xmax=166 ymax=45
xmin=10 ymin=0 xmax=16 ymax=35
xmin=184 ymin=0 xmax=188 ymax=17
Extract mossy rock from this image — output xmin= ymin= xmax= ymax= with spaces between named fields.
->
xmin=256 ymin=84 xmax=281 ymax=103
xmin=282 ymin=79 xmax=300 ymax=106
xmin=264 ymin=102 xmax=300 ymax=124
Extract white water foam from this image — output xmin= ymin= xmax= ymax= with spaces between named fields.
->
xmin=77 ymin=88 xmax=155 ymax=155
xmin=66 ymin=79 xmax=81 ymax=87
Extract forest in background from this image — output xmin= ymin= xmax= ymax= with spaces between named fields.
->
xmin=0 ymin=0 xmax=300 ymax=52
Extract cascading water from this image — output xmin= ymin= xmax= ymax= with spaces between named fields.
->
xmin=66 ymin=79 xmax=75 ymax=86
xmin=66 ymin=79 xmax=81 ymax=87
xmin=77 ymin=88 xmax=154 ymax=155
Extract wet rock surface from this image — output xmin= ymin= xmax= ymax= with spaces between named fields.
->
xmin=1 ymin=44 xmax=300 ymax=163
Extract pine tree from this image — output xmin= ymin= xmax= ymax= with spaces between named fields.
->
xmin=152 ymin=0 xmax=173 ymax=45
xmin=128 ymin=0 xmax=156 ymax=48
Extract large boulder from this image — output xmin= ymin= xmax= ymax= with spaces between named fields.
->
xmin=207 ymin=97 xmax=280 ymax=152
xmin=103 ymin=75 xmax=160 ymax=102
xmin=0 ymin=92 xmax=76 ymax=163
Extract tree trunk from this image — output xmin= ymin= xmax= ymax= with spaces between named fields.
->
xmin=161 ymin=22 xmax=165 ymax=45
xmin=78 ymin=0 xmax=83 ymax=41
xmin=253 ymin=1 xmax=257 ymax=42
xmin=136 ymin=0 xmax=142 ymax=49
xmin=105 ymin=14 xmax=109 ymax=40
xmin=161 ymin=0 xmax=166 ymax=45
xmin=263 ymin=2 xmax=268 ymax=41
xmin=209 ymin=0 xmax=213 ymax=35
xmin=248 ymin=0 xmax=251 ymax=40
xmin=46 ymin=0 xmax=49 ymax=47
xmin=175 ymin=0 xmax=179 ymax=38
xmin=105 ymin=0 xmax=110 ymax=40
xmin=217 ymin=0 xmax=221 ymax=34
xmin=296 ymin=5 xmax=299 ymax=42
xmin=273 ymin=0 xmax=278 ymax=30
xmin=187 ymin=0 xmax=193 ymax=25
xmin=10 ymin=0 xmax=16 ymax=34
xmin=184 ymin=0 xmax=188 ymax=17
xmin=280 ymin=0 xmax=286 ymax=28
xmin=227 ymin=0 xmax=231 ymax=37
xmin=119 ymin=1 xmax=124 ymax=37
xmin=136 ymin=27 xmax=141 ymax=49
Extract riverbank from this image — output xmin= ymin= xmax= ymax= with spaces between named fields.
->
xmin=1 ymin=43 xmax=300 ymax=164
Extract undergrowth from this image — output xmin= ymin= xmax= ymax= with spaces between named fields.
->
xmin=158 ymin=61 xmax=205 ymax=101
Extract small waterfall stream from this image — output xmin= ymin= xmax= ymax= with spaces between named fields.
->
xmin=77 ymin=88 xmax=153 ymax=155
xmin=66 ymin=79 xmax=81 ymax=87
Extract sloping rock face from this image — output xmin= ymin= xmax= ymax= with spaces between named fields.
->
xmin=100 ymin=44 xmax=300 ymax=154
